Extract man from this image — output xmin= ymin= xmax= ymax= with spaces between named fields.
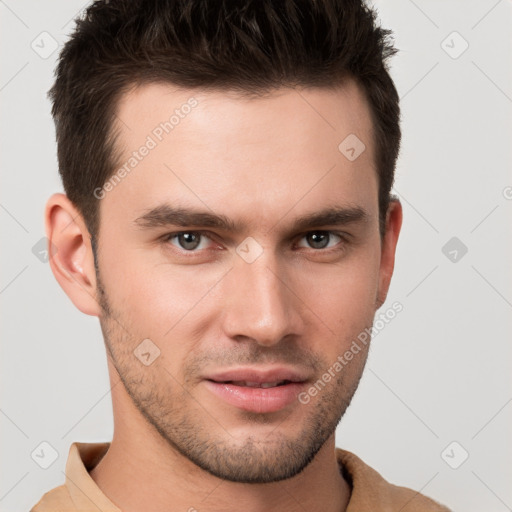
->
xmin=31 ymin=0 xmax=450 ymax=510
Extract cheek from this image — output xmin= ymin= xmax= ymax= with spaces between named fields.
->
xmin=145 ymin=265 xmax=226 ymax=324
xmin=97 ymin=243 xmax=176 ymax=339
xmin=306 ymin=250 xmax=380 ymax=315
xmin=299 ymin=252 xmax=380 ymax=359
xmin=101 ymin=240 xmax=208 ymax=315
xmin=109 ymin=259 xmax=225 ymax=364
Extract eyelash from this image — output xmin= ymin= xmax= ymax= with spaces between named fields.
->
xmin=160 ymin=230 xmax=349 ymax=256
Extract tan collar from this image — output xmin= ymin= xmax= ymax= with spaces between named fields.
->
xmin=65 ymin=442 xmax=121 ymax=511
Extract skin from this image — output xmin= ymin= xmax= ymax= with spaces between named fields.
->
xmin=46 ymin=79 xmax=402 ymax=512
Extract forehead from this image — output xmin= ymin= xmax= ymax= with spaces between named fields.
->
xmin=114 ymin=80 xmax=373 ymax=149
xmin=101 ymin=80 xmax=377 ymax=233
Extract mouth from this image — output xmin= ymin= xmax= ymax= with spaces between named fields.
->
xmin=202 ymin=367 xmax=309 ymax=414
xmin=215 ymin=379 xmax=296 ymax=388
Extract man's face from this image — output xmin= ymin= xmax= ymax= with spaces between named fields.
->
xmin=94 ymin=81 xmax=392 ymax=483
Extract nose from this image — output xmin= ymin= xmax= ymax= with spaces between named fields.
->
xmin=221 ymin=248 xmax=304 ymax=347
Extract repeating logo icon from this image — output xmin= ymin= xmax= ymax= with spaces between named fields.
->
xmin=442 ymin=236 xmax=468 ymax=263
xmin=31 ymin=31 xmax=59 ymax=59
xmin=441 ymin=441 xmax=469 ymax=469
xmin=441 ymin=31 xmax=469 ymax=60
xmin=134 ymin=338 xmax=161 ymax=366
xmin=338 ymin=134 xmax=366 ymax=161
xmin=236 ymin=237 xmax=264 ymax=264
xmin=31 ymin=441 xmax=59 ymax=469
xmin=32 ymin=236 xmax=58 ymax=263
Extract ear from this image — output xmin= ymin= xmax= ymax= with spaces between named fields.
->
xmin=45 ymin=193 xmax=102 ymax=317
xmin=375 ymin=199 xmax=403 ymax=309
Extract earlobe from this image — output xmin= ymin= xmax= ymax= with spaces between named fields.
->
xmin=375 ymin=199 xmax=403 ymax=309
xmin=45 ymin=193 xmax=102 ymax=317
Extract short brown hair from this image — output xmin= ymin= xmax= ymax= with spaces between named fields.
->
xmin=48 ymin=0 xmax=401 ymax=241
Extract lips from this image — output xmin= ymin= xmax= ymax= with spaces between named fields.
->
xmin=205 ymin=367 xmax=308 ymax=385
xmin=203 ymin=367 xmax=309 ymax=414
xmin=228 ymin=380 xmax=289 ymax=388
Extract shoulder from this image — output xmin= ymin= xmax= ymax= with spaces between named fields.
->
xmin=29 ymin=484 xmax=75 ymax=512
xmin=336 ymin=448 xmax=452 ymax=511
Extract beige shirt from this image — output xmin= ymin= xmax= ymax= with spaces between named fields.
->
xmin=30 ymin=442 xmax=451 ymax=511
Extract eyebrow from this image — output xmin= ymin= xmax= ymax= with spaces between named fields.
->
xmin=133 ymin=203 xmax=369 ymax=234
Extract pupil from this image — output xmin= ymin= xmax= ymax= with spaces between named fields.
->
xmin=308 ymin=232 xmax=328 ymax=249
xmin=180 ymin=232 xmax=200 ymax=250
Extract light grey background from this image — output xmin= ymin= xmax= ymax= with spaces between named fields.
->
xmin=1 ymin=1 xmax=511 ymax=511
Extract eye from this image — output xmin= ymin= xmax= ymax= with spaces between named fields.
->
xmin=164 ymin=231 xmax=214 ymax=251
xmin=296 ymin=231 xmax=345 ymax=250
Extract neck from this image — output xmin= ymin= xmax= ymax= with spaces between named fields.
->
xmin=89 ymin=428 xmax=350 ymax=512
